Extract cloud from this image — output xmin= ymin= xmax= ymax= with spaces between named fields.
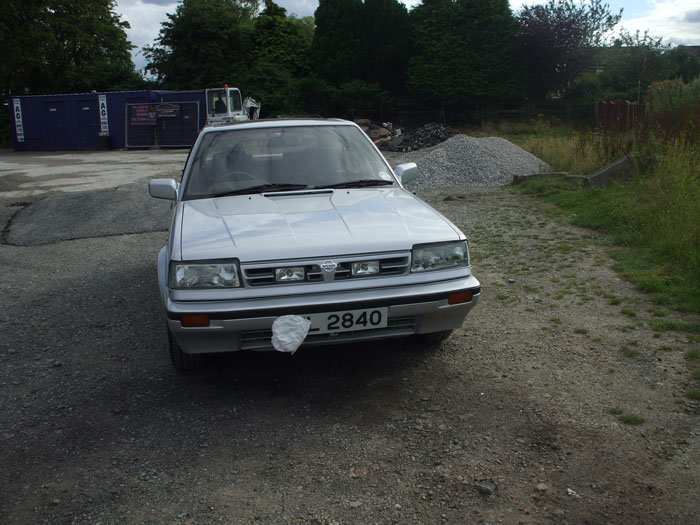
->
xmin=684 ymin=9 xmax=700 ymax=23
xmin=115 ymin=0 xmax=178 ymax=68
xmin=278 ymin=0 xmax=317 ymax=17
xmin=622 ymin=0 xmax=700 ymax=45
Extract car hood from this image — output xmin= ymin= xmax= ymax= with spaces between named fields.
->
xmin=177 ymin=188 xmax=462 ymax=262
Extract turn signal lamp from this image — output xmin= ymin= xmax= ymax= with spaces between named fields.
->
xmin=181 ymin=314 xmax=210 ymax=327
xmin=448 ymin=290 xmax=474 ymax=305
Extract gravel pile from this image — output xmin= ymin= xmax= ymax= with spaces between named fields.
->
xmin=391 ymin=134 xmax=549 ymax=188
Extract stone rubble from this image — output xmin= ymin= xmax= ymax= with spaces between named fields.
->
xmin=390 ymin=134 xmax=550 ymax=189
xmin=379 ymin=122 xmax=454 ymax=152
xmin=358 ymin=119 xmax=549 ymax=188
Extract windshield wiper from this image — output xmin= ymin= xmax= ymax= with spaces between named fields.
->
xmin=314 ymin=179 xmax=395 ymax=190
xmin=211 ymin=183 xmax=309 ymax=197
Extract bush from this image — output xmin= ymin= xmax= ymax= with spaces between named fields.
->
xmin=564 ymin=73 xmax=604 ymax=124
xmin=294 ymin=77 xmax=393 ymax=120
xmin=644 ymin=78 xmax=700 ymax=141
xmin=334 ymin=80 xmax=392 ymax=121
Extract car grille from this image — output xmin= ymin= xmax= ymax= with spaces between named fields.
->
xmin=241 ymin=254 xmax=410 ymax=287
xmin=240 ymin=316 xmax=417 ymax=350
xmin=243 ymin=264 xmax=324 ymax=286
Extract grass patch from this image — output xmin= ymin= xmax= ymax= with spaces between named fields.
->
xmin=651 ymin=320 xmax=700 ymax=334
xmin=511 ymin=131 xmax=614 ymax=175
xmin=514 ymin=132 xmax=700 ymax=313
xmin=573 ymin=328 xmax=589 ymax=335
xmin=608 ymin=407 xmax=623 ymax=415
xmin=686 ymin=390 xmax=700 ymax=400
xmin=648 ymin=307 xmax=667 ymax=317
xmin=618 ymin=413 xmax=645 ymax=425
xmin=620 ymin=307 xmax=637 ymax=317
xmin=622 ymin=346 xmax=639 ymax=357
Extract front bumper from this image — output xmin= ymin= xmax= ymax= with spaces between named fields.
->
xmin=165 ymin=276 xmax=480 ymax=354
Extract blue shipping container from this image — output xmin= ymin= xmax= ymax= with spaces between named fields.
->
xmin=8 ymin=90 xmax=207 ymax=151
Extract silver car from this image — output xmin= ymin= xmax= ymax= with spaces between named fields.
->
xmin=149 ymin=119 xmax=480 ymax=370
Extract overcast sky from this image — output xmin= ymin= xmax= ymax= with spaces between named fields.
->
xmin=115 ymin=0 xmax=700 ymax=70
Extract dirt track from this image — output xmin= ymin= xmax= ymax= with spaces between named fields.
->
xmin=1 ymin=151 xmax=699 ymax=524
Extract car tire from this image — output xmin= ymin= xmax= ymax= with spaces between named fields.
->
xmin=418 ymin=330 xmax=453 ymax=344
xmin=167 ymin=328 xmax=202 ymax=371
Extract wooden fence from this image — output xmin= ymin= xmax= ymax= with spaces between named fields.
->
xmin=596 ymin=100 xmax=645 ymax=131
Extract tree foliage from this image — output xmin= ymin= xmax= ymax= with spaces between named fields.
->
xmin=407 ymin=0 xmax=519 ymax=114
xmin=144 ymin=0 xmax=258 ymax=89
xmin=515 ymin=0 xmax=622 ymax=100
xmin=358 ymin=0 xmax=411 ymax=93
xmin=311 ymin=0 xmax=410 ymax=93
xmin=564 ymin=30 xmax=700 ymax=123
xmin=311 ymin=0 xmax=364 ymax=86
xmin=240 ymin=1 xmax=314 ymax=115
xmin=0 ymin=0 xmax=141 ymax=98
xmin=248 ymin=1 xmax=311 ymax=78
xmin=597 ymin=30 xmax=669 ymax=101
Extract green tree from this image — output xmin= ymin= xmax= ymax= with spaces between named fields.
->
xmin=407 ymin=0 xmax=519 ymax=117
xmin=248 ymin=0 xmax=310 ymax=77
xmin=311 ymin=0 xmax=364 ymax=86
xmin=663 ymin=47 xmax=700 ymax=84
xmin=310 ymin=0 xmax=410 ymax=96
xmin=288 ymin=14 xmax=315 ymax=46
xmin=515 ymin=0 xmax=622 ymax=100
xmin=144 ymin=0 xmax=258 ymax=89
xmin=241 ymin=1 xmax=315 ymax=115
xmin=359 ymin=0 xmax=411 ymax=94
xmin=597 ymin=30 xmax=669 ymax=101
xmin=1 ymin=0 xmax=140 ymax=96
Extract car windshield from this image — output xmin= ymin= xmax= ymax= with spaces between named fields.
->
xmin=183 ymin=125 xmax=395 ymax=200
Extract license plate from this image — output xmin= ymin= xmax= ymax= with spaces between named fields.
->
xmin=305 ymin=307 xmax=388 ymax=335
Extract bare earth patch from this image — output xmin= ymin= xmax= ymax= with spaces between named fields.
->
xmin=1 ymin=183 xmax=698 ymax=524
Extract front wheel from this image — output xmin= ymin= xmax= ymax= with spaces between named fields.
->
xmin=167 ymin=328 xmax=202 ymax=371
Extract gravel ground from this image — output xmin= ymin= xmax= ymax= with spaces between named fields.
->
xmin=1 ymin=147 xmax=699 ymax=524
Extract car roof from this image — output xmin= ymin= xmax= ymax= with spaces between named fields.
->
xmin=202 ymin=118 xmax=356 ymax=134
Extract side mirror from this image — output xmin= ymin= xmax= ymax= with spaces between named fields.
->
xmin=394 ymin=163 xmax=418 ymax=185
xmin=148 ymin=178 xmax=178 ymax=200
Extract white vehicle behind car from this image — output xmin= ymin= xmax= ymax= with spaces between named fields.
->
xmin=149 ymin=119 xmax=480 ymax=370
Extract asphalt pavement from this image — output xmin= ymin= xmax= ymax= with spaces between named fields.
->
xmin=0 ymin=149 xmax=185 ymax=245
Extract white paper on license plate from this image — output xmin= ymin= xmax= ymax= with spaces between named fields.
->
xmin=305 ymin=307 xmax=388 ymax=335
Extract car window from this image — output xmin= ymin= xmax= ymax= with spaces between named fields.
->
xmin=183 ymin=125 xmax=394 ymax=199
xmin=229 ymin=90 xmax=242 ymax=112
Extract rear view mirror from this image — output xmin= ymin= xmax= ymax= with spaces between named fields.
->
xmin=395 ymin=163 xmax=418 ymax=185
xmin=148 ymin=179 xmax=178 ymax=200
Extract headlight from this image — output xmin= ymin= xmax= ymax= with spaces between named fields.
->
xmin=411 ymin=241 xmax=469 ymax=272
xmin=351 ymin=261 xmax=380 ymax=276
xmin=170 ymin=262 xmax=241 ymax=289
xmin=275 ymin=267 xmax=305 ymax=282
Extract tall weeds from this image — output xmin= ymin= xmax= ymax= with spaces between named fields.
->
xmin=515 ymin=78 xmax=700 ymax=311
